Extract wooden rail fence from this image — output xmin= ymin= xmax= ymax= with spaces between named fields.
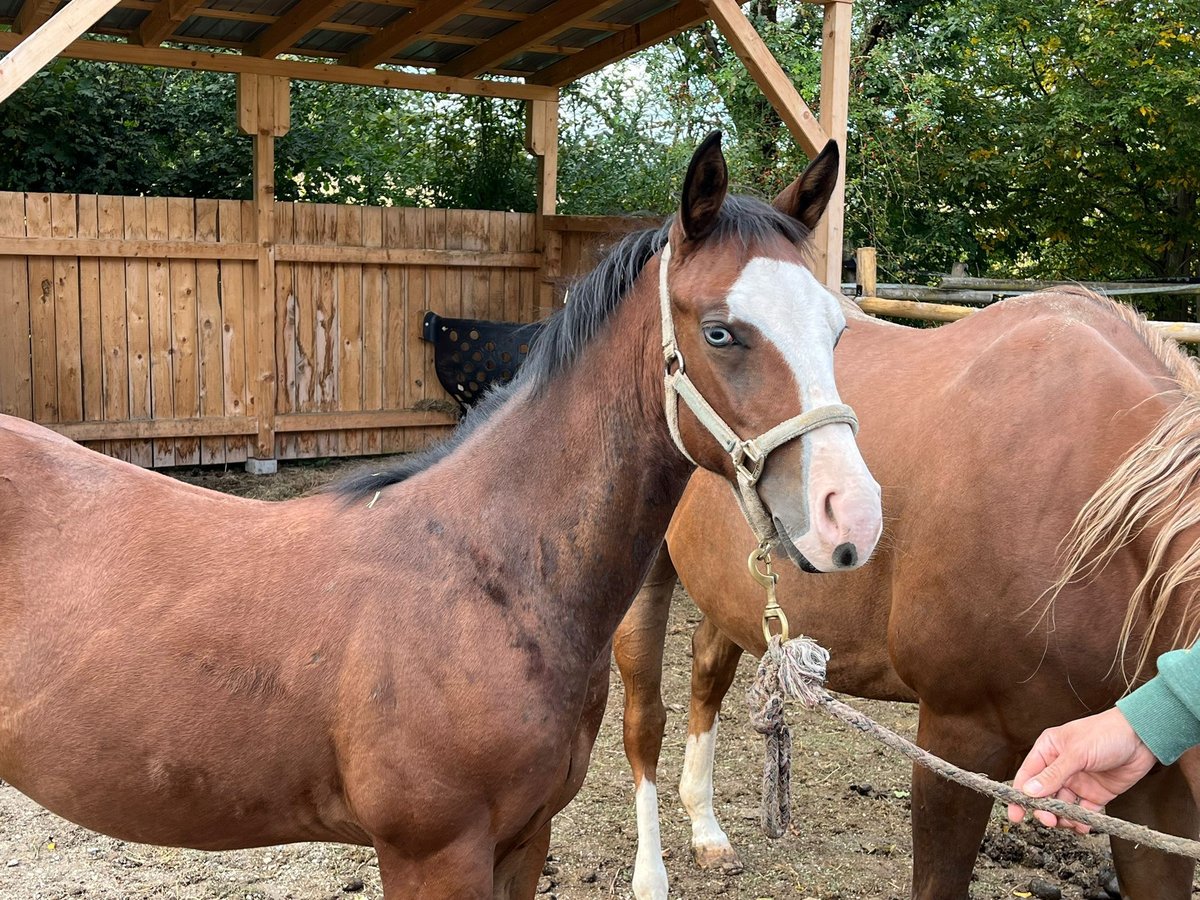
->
xmin=0 ymin=192 xmax=656 ymax=468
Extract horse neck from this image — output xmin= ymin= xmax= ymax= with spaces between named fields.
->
xmin=427 ymin=269 xmax=694 ymax=664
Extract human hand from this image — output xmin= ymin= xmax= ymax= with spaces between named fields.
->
xmin=1006 ymin=707 xmax=1158 ymax=833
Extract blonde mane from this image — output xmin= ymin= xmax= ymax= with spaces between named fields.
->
xmin=1043 ymin=291 xmax=1200 ymax=687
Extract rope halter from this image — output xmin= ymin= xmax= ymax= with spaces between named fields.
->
xmin=659 ymin=241 xmax=860 ymax=548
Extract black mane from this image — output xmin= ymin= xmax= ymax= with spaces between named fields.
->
xmin=333 ymin=195 xmax=808 ymax=500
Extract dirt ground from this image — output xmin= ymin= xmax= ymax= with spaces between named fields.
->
xmin=0 ymin=459 xmax=1161 ymax=899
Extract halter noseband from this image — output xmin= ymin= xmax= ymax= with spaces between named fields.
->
xmin=659 ymin=241 xmax=860 ymax=547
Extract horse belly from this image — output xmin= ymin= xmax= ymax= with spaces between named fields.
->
xmin=0 ymin=693 xmax=361 ymax=850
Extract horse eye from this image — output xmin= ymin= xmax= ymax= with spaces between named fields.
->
xmin=703 ymin=324 xmax=736 ymax=347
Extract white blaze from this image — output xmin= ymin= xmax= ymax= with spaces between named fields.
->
xmin=724 ymin=258 xmax=846 ymax=419
xmin=723 ymin=257 xmax=881 ymax=564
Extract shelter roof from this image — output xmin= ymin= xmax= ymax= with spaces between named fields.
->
xmin=0 ymin=0 xmax=709 ymax=89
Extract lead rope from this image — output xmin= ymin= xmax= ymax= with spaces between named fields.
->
xmin=746 ymin=574 xmax=1200 ymax=859
xmin=746 ymin=542 xmax=828 ymax=837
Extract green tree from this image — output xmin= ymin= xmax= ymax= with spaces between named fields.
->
xmin=0 ymin=60 xmax=535 ymax=210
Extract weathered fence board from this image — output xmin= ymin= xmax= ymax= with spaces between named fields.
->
xmin=0 ymin=193 xmax=649 ymax=468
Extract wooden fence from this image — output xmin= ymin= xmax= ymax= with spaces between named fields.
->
xmin=0 ymin=191 xmax=615 ymax=467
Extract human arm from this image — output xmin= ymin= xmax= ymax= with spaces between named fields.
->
xmin=1006 ymin=638 xmax=1200 ymax=831
xmin=1004 ymin=707 xmax=1157 ymax=832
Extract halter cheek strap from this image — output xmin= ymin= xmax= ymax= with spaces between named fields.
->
xmin=658 ymin=241 xmax=860 ymax=546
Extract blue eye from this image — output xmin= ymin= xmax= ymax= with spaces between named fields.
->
xmin=703 ymin=324 xmax=737 ymax=347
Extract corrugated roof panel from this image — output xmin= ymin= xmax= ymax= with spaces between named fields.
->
xmin=477 ymin=0 xmax=556 ymax=12
xmin=505 ymin=50 xmax=565 ymax=73
xmin=297 ymin=29 xmax=361 ymax=53
xmin=333 ymin=2 xmax=398 ymax=28
xmin=392 ymin=40 xmax=468 ymax=64
xmin=176 ymin=16 xmax=260 ymax=43
xmin=0 ymin=0 xmax=28 ymax=20
xmin=550 ymin=26 xmax=610 ymax=49
xmin=203 ymin=0 xmax=292 ymax=16
xmin=96 ymin=7 xmax=144 ymax=30
xmin=441 ymin=13 xmax=509 ymax=38
xmin=601 ymin=0 xmax=676 ymax=26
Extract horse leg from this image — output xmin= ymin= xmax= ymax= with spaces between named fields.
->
xmin=374 ymin=835 xmax=494 ymax=900
xmin=1105 ymin=762 xmax=1198 ymax=899
xmin=680 ymin=615 xmax=744 ymax=871
xmin=614 ymin=543 xmax=677 ymax=900
xmin=910 ymin=709 xmax=1014 ymax=900
xmin=492 ymin=823 xmax=553 ymax=900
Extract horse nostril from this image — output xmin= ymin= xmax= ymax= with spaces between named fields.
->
xmin=834 ymin=542 xmax=857 ymax=568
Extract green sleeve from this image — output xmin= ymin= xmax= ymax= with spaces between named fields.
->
xmin=1117 ymin=638 xmax=1200 ymax=765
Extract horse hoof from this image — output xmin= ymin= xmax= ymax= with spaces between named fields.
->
xmin=692 ymin=843 xmax=742 ymax=873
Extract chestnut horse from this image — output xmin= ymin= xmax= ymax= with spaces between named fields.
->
xmin=614 ymin=289 xmax=1200 ymax=899
xmin=0 ymin=134 xmax=882 ymax=899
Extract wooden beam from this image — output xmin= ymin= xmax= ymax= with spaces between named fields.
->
xmin=135 ymin=0 xmax=205 ymax=45
xmin=236 ymin=71 xmax=290 ymax=136
xmin=13 ymin=0 xmax=59 ymax=35
xmin=545 ymin=215 xmax=661 ymax=234
xmin=48 ymin=409 xmax=459 ymax=442
xmin=527 ymin=96 xmax=562 ymax=310
xmin=525 ymin=98 xmax=559 ymax=217
xmin=812 ymin=0 xmax=851 ymax=288
xmin=855 ymin=246 xmax=876 ymax=299
xmin=442 ymin=0 xmax=616 ymax=79
xmin=276 ymin=410 xmax=458 ymax=432
xmin=276 ymin=245 xmax=543 ymax=267
xmin=858 ymin=296 xmax=1200 ymax=343
xmin=701 ymin=0 xmax=826 ymax=158
xmin=345 ymin=0 xmax=477 ymax=69
xmin=238 ymin=73 xmax=285 ymax=461
xmin=51 ymin=416 xmax=258 ymax=441
xmin=530 ymin=0 xmax=706 ymax=87
xmin=248 ymin=0 xmax=349 ymax=58
xmin=0 ymin=32 xmax=560 ymax=100
xmin=0 ymin=0 xmax=124 ymax=104
xmin=0 ymin=236 xmax=258 ymax=258
xmin=0 ymin=235 xmax=543 ymax=266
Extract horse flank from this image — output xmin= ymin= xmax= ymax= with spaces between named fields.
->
xmin=1044 ymin=290 xmax=1200 ymax=687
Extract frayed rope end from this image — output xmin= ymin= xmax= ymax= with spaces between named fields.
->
xmin=747 ymin=634 xmax=831 ymax=839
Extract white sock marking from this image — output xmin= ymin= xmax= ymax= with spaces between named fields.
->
xmin=632 ymin=778 xmax=669 ymax=900
xmin=679 ymin=719 xmax=732 ymax=854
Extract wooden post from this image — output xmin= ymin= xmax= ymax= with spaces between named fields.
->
xmin=237 ymin=73 xmax=289 ymax=471
xmin=701 ymin=0 xmax=826 ymax=158
xmin=526 ymin=96 xmax=561 ymax=313
xmin=813 ymin=0 xmax=853 ymax=290
xmin=0 ymin=0 xmax=125 ymax=104
xmin=855 ymin=246 xmax=877 ymax=298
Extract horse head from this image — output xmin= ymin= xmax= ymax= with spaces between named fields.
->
xmin=660 ymin=132 xmax=882 ymax=573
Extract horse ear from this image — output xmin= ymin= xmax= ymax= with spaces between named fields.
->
xmin=679 ymin=130 xmax=728 ymax=243
xmin=773 ymin=139 xmax=840 ymax=231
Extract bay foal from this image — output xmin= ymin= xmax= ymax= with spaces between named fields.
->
xmin=0 ymin=134 xmax=879 ymax=898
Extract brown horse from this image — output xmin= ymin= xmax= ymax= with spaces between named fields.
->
xmin=0 ymin=134 xmax=882 ymax=899
xmin=614 ymin=289 xmax=1200 ymax=899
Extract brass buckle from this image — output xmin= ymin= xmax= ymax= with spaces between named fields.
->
xmin=749 ymin=542 xmax=789 ymax=644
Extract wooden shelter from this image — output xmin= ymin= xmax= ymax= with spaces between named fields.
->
xmin=0 ymin=0 xmax=853 ymax=470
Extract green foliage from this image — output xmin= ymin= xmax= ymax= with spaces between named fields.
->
xmin=0 ymin=61 xmax=535 ymax=210
xmin=919 ymin=0 xmax=1198 ymax=280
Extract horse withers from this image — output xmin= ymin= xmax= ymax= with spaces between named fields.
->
xmin=616 ymin=288 xmax=1200 ymax=899
xmin=0 ymin=133 xmax=879 ymax=898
